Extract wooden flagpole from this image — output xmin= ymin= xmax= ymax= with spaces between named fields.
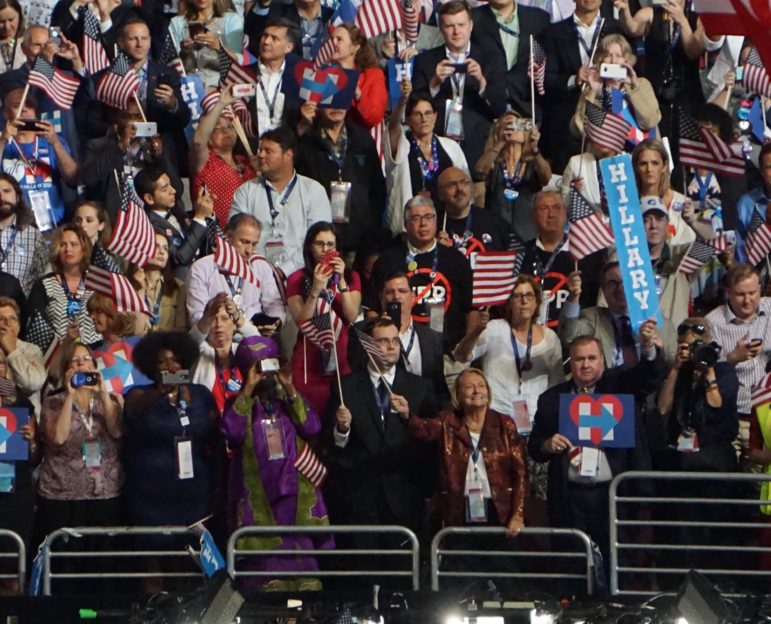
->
xmin=529 ymin=35 xmax=536 ymax=126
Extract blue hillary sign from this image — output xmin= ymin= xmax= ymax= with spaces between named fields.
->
xmin=599 ymin=153 xmax=663 ymax=332
xmin=558 ymin=393 xmax=635 ymax=448
xmin=387 ymin=59 xmax=413 ymax=111
xmin=180 ymin=74 xmax=206 ymax=145
xmin=0 ymin=407 xmax=29 ymax=460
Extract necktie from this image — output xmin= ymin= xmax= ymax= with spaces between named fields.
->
xmin=619 ymin=315 xmax=638 ymax=367
xmin=377 ymin=379 xmax=389 ymax=426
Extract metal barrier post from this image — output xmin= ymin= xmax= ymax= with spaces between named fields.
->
xmin=0 ymin=529 xmax=25 ymax=593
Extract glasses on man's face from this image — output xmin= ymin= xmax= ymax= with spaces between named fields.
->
xmin=511 ymin=292 xmax=536 ymax=302
xmin=71 ymin=355 xmax=94 ymax=364
xmin=406 ymin=213 xmax=436 ymax=224
xmin=0 ymin=315 xmax=19 ymax=324
xmin=213 ymin=124 xmax=235 ymax=133
xmin=677 ymin=323 xmax=706 ymax=336
xmin=604 ymin=279 xmax=623 ymax=290
xmin=374 ymin=337 xmax=401 ymax=348
xmin=312 ymin=240 xmax=336 ymax=249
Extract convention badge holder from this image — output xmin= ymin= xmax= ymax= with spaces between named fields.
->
xmin=580 ymin=447 xmax=599 ymax=478
xmin=330 ymin=181 xmax=352 ymax=223
xmin=536 ymin=299 xmax=549 ymax=326
xmin=466 ymin=484 xmax=487 ymax=523
xmin=265 ymin=240 xmax=285 ymax=266
xmin=226 ymin=376 xmax=242 ymax=393
xmin=503 ymin=188 xmax=519 ymax=201
xmin=0 ymin=462 xmax=15 ymax=494
xmin=512 ymin=396 xmax=531 ymax=435
xmin=677 ymin=428 xmax=700 ymax=453
xmin=428 ymin=299 xmax=445 ymax=333
xmin=263 ymin=419 xmax=286 ymax=461
xmin=175 ymin=437 xmax=194 ymax=479
xmin=82 ymin=440 xmax=102 ymax=470
xmin=29 ymin=190 xmax=55 ymax=232
xmin=444 ymin=99 xmax=464 ymax=141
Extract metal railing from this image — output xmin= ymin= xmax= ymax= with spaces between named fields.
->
xmin=0 ymin=529 xmax=25 ymax=593
xmin=430 ymin=527 xmax=596 ymax=594
xmin=609 ymin=471 xmax=771 ymax=596
xmin=227 ymin=525 xmax=421 ymax=590
xmin=42 ymin=526 xmax=205 ymax=596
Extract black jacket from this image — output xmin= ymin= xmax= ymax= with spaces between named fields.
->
xmin=244 ymin=2 xmax=334 ymax=58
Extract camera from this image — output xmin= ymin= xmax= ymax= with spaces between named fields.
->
xmin=19 ymin=119 xmax=41 ymax=132
xmin=452 ymin=63 xmax=468 ymax=74
xmin=599 ymin=63 xmax=628 ymax=80
xmin=49 ymin=26 xmax=61 ymax=45
xmin=259 ymin=358 xmax=280 ymax=373
xmin=71 ymin=372 xmax=100 ymax=388
xmin=161 ymin=370 xmax=191 ymax=385
xmin=132 ymin=121 xmax=158 ymax=137
xmin=689 ymin=340 xmax=719 ymax=369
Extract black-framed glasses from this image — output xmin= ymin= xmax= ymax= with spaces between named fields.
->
xmin=677 ymin=323 xmax=706 ymax=336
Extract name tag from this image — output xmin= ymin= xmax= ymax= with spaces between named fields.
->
xmin=175 ymin=438 xmax=194 ymax=479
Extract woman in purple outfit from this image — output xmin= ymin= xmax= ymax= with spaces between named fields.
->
xmin=221 ymin=336 xmax=333 ymax=592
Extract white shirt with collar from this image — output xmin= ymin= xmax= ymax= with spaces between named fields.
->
xmin=430 ymin=42 xmax=471 ymax=99
xmin=400 ymin=323 xmax=422 ymax=375
xmin=256 ymin=59 xmax=286 ymax=133
xmin=334 ymin=365 xmax=396 ymax=447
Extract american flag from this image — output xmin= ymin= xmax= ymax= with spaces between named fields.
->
xmin=157 ymin=27 xmax=185 ymax=78
xmin=214 ymin=236 xmax=260 ymax=288
xmin=752 ymin=372 xmax=771 ymax=411
xmin=567 ymin=188 xmax=614 ymax=260
xmin=584 ymin=101 xmax=630 ymax=154
xmin=203 ymin=89 xmax=255 ymax=137
xmin=745 ymin=209 xmax=771 ymax=266
xmin=106 ymin=172 xmax=156 ymax=265
xmin=85 ymin=265 xmax=150 ymax=315
xmin=91 ymin=244 xmax=122 ymax=273
xmin=96 ymin=52 xmax=140 ymax=110
xmin=471 ymin=251 xmax=519 ymax=307
xmin=28 ymin=56 xmax=80 ymax=110
xmin=706 ymin=233 xmax=730 ymax=253
xmin=299 ymin=294 xmax=343 ymax=350
xmin=0 ymin=376 xmax=15 ymax=396
xmin=81 ymin=8 xmax=109 ymax=74
xmin=528 ymin=37 xmax=546 ymax=96
xmin=678 ymin=240 xmax=716 ymax=275
xmin=293 ymin=442 xmax=328 ymax=487
xmin=251 ymin=252 xmax=286 ymax=301
xmin=217 ymin=47 xmax=257 ymax=88
xmin=354 ymin=326 xmax=391 ymax=371
xmin=744 ymin=47 xmax=771 ymax=98
xmin=25 ymin=310 xmax=60 ymax=368
xmin=678 ymin=110 xmax=745 ymax=177
xmin=401 ymin=0 xmax=420 ymax=43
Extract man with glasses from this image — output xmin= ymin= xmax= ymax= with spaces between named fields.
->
xmin=436 ymin=166 xmax=512 ymax=256
xmin=560 ymin=260 xmax=677 ymax=367
xmin=368 ymin=195 xmax=474 ymax=353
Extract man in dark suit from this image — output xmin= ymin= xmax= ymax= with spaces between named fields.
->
xmin=411 ymin=0 xmax=507 ymax=180
xmin=528 ymin=334 xmax=665 ymax=563
xmin=326 ymin=317 xmax=437 ymax=537
xmin=470 ymin=0 xmax=550 ymax=120
xmin=540 ymin=0 xmax=625 ymax=171
xmin=245 ymin=0 xmax=334 ymax=60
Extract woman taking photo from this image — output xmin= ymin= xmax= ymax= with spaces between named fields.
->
xmin=171 ymin=0 xmax=244 ymax=90
xmin=476 ymin=112 xmax=551 ymax=243
xmin=27 ymin=224 xmax=101 ymax=347
xmin=385 ymin=83 xmax=469 ymax=235
xmin=408 ymin=368 xmax=527 ymax=533
xmin=286 ymin=223 xmax=361 ymax=415
xmin=192 ymin=87 xmax=256 ymax=229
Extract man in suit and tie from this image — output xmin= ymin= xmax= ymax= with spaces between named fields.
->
xmin=528 ymin=333 xmax=665 ymax=564
xmin=539 ymin=0 xmax=625 ymax=171
xmin=411 ymin=0 xmax=508 ymax=181
xmin=326 ymin=317 xmax=437 ymax=537
xmin=245 ymin=0 xmax=334 ymax=60
xmin=559 ymin=260 xmax=678 ymax=366
xmin=470 ymin=0 xmax=550 ymax=120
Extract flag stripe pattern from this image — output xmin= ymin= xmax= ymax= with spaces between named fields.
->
xmin=529 ymin=38 xmax=546 ymax=96
xmin=293 ymin=442 xmax=328 ymax=486
xmin=471 ymin=251 xmax=519 ymax=307
xmin=584 ymin=101 xmax=630 ymax=154
xmin=25 ymin=310 xmax=60 ymax=368
xmin=678 ymin=240 xmax=716 ymax=275
xmin=567 ymin=189 xmax=615 ymax=260
xmin=106 ymin=173 xmax=156 ymax=265
xmin=96 ymin=53 xmax=140 ymax=109
xmin=752 ymin=372 xmax=771 ymax=411
xmin=299 ymin=294 xmax=343 ymax=349
xmin=354 ymin=327 xmax=390 ymax=371
xmin=28 ymin=56 xmax=79 ymax=109
xmin=157 ymin=28 xmax=185 ymax=77
xmin=356 ymin=0 xmax=402 ymax=38
xmin=217 ymin=47 xmax=256 ymax=88
xmin=678 ymin=110 xmax=745 ymax=177
xmin=745 ymin=209 xmax=771 ymax=266
xmin=85 ymin=265 xmax=150 ymax=315
xmin=401 ymin=1 xmax=420 ymax=43
xmin=214 ymin=236 xmax=260 ymax=288
xmin=706 ymin=233 xmax=729 ymax=253
xmin=744 ymin=47 xmax=771 ymax=98
xmin=82 ymin=9 xmax=109 ymax=74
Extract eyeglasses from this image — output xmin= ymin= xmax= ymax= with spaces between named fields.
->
xmin=312 ymin=240 xmax=337 ymax=249
xmin=409 ymin=110 xmax=435 ymax=118
xmin=71 ymin=355 xmax=94 ymax=364
xmin=213 ymin=124 xmax=235 ymax=132
xmin=677 ymin=323 xmax=706 ymax=336
xmin=604 ymin=279 xmax=623 ymax=290
xmin=0 ymin=315 xmax=19 ymax=324
xmin=511 ymin=292 xmax=536 ymax=302
xmin=374 ymin=337 xmax=401 ymax=347
xmin=406 ymin=213 xmax=436 ymax=224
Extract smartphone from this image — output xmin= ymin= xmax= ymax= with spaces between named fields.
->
xmin=599 ymin=63 xmax=628 ymax=80
xmin=71 ymin=372 xmax=100 ymax=388
xmin=320 ymin=250 xmax=340 ymax=274
xmin=750 ymin=339 xmax=763 ymax=347
xmin=161 ymin=370 xmax=191 ymax=385
xmin=188 ymin=21 xmax=207 ymax=38
xmin=386 ymin=301 xmax=402 ymax=322
xmin=19 ymin=119 xmax=41 ymax=131
xmin=251 ymin=313 xmax=280 ymax=326
xmin=132 ymin=121 xmax=158 ymax=137
xmin=260 ymin=358 xmax=280 ymax=373
xmin=232 ymin=83 xmax=256 ymax=98
xmin=49 ymin=26 xmax=61 ymax=46
xmin=735 ymin=66 xmax=744 ymax=83
xmin=452 ymin=63 xmax=468 ymax=74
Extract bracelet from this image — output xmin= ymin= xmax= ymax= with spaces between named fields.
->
xmin=339 ymin=285 xmax=350 ymax=293
xmin=704 ymin=379 xmax=718 ymax=389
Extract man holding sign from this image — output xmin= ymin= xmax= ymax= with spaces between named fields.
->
xmin=528 ymin=334 xmax=666 ymax=564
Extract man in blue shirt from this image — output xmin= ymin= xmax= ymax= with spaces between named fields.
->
xmin=735 ymin=143 xmax=771 ymax=264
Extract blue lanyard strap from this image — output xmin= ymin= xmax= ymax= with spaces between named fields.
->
xmin=502 ymin=160 xmax=524 ymax=188
xmin=406 ymin=245 xmax=440 ymax=277
xmin=402 ymin=326 xmax=417 ymax=359
xmin=411 ymin=135 xmax=439 ymax=186
xmin=694 ymin=171 xmax=713 ymax=203
xmin=258 ymin=77 xmax=281 ymax=121
xmin=264 ymin=174 xmax=298 ymax=225
xmin=511 ymin=325 xmax=533 ymax=379
xmin=470 ymin=433 xmax=482 ymax=464
xmin=536 ymin=235 xmax=567 ymax=277
xmin=573 ymin=19 xmax=601 ymax=59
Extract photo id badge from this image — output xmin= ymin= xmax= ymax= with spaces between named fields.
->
xmin=175 ymin=437 xmax=194 ymax=480
xmin=466 ymin=486 xmax=487 ymax=523
xmin=265 ymin=241 xmax=285 ymax=265
xmin=444 ymin=99 xmax=464 ymax=140
xmin=29 ymin=189 xmax=55 ymax=232
xmin=580 ymin=446 xmax=599 ymax=478
xmin=82 ymin=440 xmax=102 ymax=469
xmin=428 ymin=299 xmax=445 ymax=333
xmin=330 ymin=181 xmax=352 ymax=223
xmin=262 ymin=419 xmax=285 ymax=460
xmin=677 ymin=428 xmax=700 ymax=453
xmin=512 ymin=397 xmax=531 ymax=435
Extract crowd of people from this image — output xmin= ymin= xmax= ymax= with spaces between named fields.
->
xmin=0 ymin=0 xmax=769 ymax=595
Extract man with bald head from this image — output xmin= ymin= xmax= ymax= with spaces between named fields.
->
xmin=436 ymin=166 xmax=512 ymax=256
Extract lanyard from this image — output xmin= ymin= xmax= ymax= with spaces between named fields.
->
xmin=511 ymin=325 xmax=533 ymax=381
xmin=373 ymin=380 xmax=390 ymax=419
xmin=224 ymin=274 xmax=243 ymax=298
xmin=74 ymin=399 xmax=95 ymax=437
xmin=448 ymin=51 xmax=468 ymax=100
xmin=10 ymin=137 xmax=39 ymax=179
xmin=470 ymin=432 xmax=482 ymax=464
xmin=573 ymin=19 xmax=601 ymax=59
xmin=502 ymin=160 xmax=524 ymax=188
xmin=406 ymin=244 xmax=439 ymax=278
xmin=0 ymin=225 xmax=17 ymax=266
xmin=259 ymin=76 xmax=281 ymax=122
xmin=402 ymin=325 xmax=417 ymax=359
xmin=411 ymin=136 xmax=439 ymax=187
xmin=169 ymin=390 xmax=189 ymax=433
xmin=498 ymin=22 xmax=519 ymax=37
xmin=145 ymin=278 xmax=164 ymax=324
xmin=535 ymin=235 xmax=567 ymax=277
xmin=264 ymin=174 xmax=298 ymax=226
xmin=61 ymin=274 xmax=85 ymax=303
xmin=326 ymin=127 xmax=347 ymax=178
xmin=215 ymin=352 xmax=240 ymax=397
xmin=0 ymin=39 xmax=17 ymax=68
xmin=694 ymin=171 xmax=713 ymax=204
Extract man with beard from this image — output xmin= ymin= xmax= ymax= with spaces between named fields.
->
xmin=0 ymin=172 xmax=47 ymax=293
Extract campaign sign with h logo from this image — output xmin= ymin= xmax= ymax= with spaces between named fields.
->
xmin=558 ymin=393 xmax=635 ymax=448
xmin=0 ymin=407 xmax=29 ymax=460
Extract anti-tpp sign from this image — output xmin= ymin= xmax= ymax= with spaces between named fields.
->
xmin=599 ymin=153 xmax=663 ymax=332
xmin=558 ymin=393 xmax=635 ymax=448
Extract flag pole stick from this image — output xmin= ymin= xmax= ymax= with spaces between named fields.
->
xmin=529 ymin=35 xmax=536 ymax=126
xmin=762 ymin=96 xmax=768 ymax=136
xmin=14 ymin=84 xmax=29 ymax=121
xmin=577 ymin=17 xmax=604 ymax=183
xmin=232 ymin=115 xmax=254 ymax=156
xmin=442 ymin=210 xmax=447 ymax=233
xmin=133 ymin=92 xmax=148 ymax=123
xmin=167 ymin=29 xmax=186 ymax=77
xmin=329 ymin=334 xmax=346 ymax=408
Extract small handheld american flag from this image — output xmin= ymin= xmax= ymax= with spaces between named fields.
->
xmin=96 ymin=53 xmax=140 ymax=110
xmin=744 ymin=47 xmax=771 ymax=99
xmin=678 ymin=109 xmax=745 ymax=178
xmin=213 ymin=236 xmax=260 ymax=288
xmin=28 ymin=56 xmax=80 ymax=110
xmin=354 ymin=326 xmax=391 ymax=371
xmin=82 ymin=9 xmax=109 ymax=74
xmin=677 ymin=240 xmax=716 ymax=275
xmin=745 ymin=209 xmax=771 ymax=267
xmin=471 ymin=251 xmax=519 ymax=308
xmin=85 ymin=265 xmax=151 ymax=315
xmin=584 ymin=101 xmax=630 ymax=154
xmin=567 ymin=188 xmax=614 ymax=261
xmin=105 ymin=171 xmax=157 ymax=265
